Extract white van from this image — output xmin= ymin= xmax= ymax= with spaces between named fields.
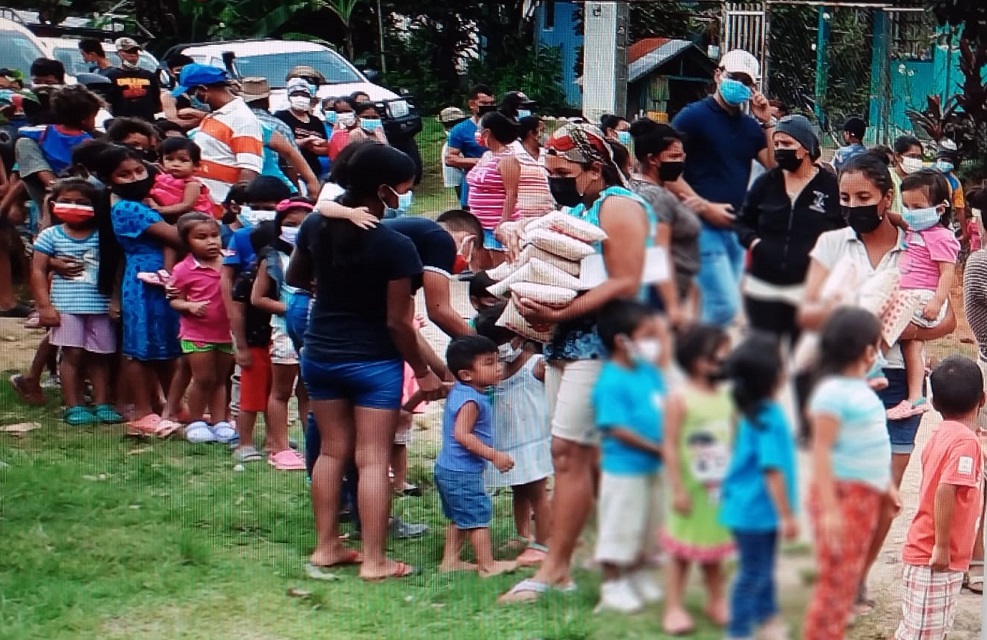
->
xmin=0 ymin=18 xmax=53 ymax=77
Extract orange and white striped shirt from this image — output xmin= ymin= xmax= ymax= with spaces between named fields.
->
xmin=190 ymin=97 xmax=264 ymax=203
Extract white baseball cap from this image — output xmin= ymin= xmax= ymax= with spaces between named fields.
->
xmin=719 ymin=49 xmax=760 ymax=81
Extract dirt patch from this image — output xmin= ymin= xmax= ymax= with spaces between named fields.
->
xmin=0 ymin=318 xmax=45 ymax=371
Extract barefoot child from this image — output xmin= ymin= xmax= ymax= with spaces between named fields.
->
xmin=169 ymin=212 xmax=237 ymax=445
xmin=895 ymin=355 xmax=985 ymax=639
xmin=592 ymin=299 xmax=675 ymax=614
xmin=721 ymin=334 xmax=798 ymax=640
xmin=474 ymin=302 xmax=553 ymax=566
xmin=31 ymin=178 xmax=122 ymax=425
xmin=663 ymin=324 xmax=734 ymax=634
xmin=435 ymin=336 xmax=517 ymax=577
xmin=805 ymin=307 xmax=894 ymax=640
xmin=887 ymin=169 xmax=960 ymax=420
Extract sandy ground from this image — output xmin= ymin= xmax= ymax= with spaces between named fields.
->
xmin=0 ymin=279 xmax=982 ymax=636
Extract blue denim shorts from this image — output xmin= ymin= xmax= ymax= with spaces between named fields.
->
xmin=300 ymin=357 xmax=403 ymax=409
xmin=878 ymin=368 xmax=922 ymax=455
xmin=285 ymin=292 xmax=312 ymax=354
xmin=433 ymin=464 xmax=492 ymax=529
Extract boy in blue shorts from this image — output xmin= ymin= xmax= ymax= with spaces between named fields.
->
xmin=434 ymin=335 xmax=517 ymax=577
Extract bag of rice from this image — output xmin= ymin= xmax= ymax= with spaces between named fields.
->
xmin=526 ymin=228 xmax=596 ymax=262
xmin=525 ymin=211 xmax=608 ymax=244
xmin=485 ymin=261 xmax=514 ymax=282
xmin=496 ymin=300 xmax=553 ymax=343
xmin=516 ymin=245 xmax=581 ymax=276
xmin=528 ymin=257 xmax=585 ymax=290
xmin=509 ymin=281 xmax=578 ymax=306
xmin=486 ymin=264 xmax=532 ymax=298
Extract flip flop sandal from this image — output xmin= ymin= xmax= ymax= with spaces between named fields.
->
xmin=93 ymin=404 xmax=124 ymax=424
xmin=9 ymin=374 xmax=45 ymax=405
xmin=155 ymin=419 xmax=182 ymax=438
xmin=64 ymin=406 xmax=97 ymax=426
xmin=498 ymin=578 xmax=575 ymax=604
xmin=886 ymin=400 xmax=919 ymax=421
xmin=965 ymin=561 xmax=984 ymax=594
xmin=308 ymin=549 xmax=362 ymax=570
xmin=210 ymin=421 xmax=238 ymax=445
xmin=268 ymin=449 xmax=307 ymax=471
xmin=233 ymin=445 xmax=265 ymax=463
xmin=185 ymin=421 xmax=217 ymax=443
xmin=126 ymin=413 xmax=164 ymax=437
xmin=362 ymin=561 xmax=419 ymax=582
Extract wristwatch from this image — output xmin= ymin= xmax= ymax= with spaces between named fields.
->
xmin=761 ymin=117 xmax=778 ymax=130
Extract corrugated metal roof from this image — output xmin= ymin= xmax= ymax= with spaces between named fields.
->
xmin=628 ymin=38 xmax=695 ymax=83
xmin=629 ymin=37 xmax=671 ymax=64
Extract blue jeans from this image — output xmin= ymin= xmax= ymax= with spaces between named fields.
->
xmin=728 ymin=529 xmax=779 ymax=637
xmin=697 ymin=225 xmax=744 ymax=327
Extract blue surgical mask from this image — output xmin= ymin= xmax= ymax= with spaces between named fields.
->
xmin=361 ymin=118 xmax=383 ymax=132
xmin=616 ymin=130 xmax=632 ymax=146
xmin=517 ymin=109 xmax=531 ymax=119
xmin=720 ymin=78 xmax=752 ymax=107
xmin=383 ymin=187 xmax=413 ymax=218
xmin=237 ymin=206 xmax=276 ymax=228
xmin=936 ymin=160 xmax=954 ymax=174
xmin=325 ymin=111 xmax=337 ymax=125
xmin=902 ymin=205 xmax=942 ymax=232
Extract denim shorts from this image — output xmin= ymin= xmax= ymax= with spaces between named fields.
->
xmin=878 ymin=368 xmax=922 ymax=455
xmin=300 ymin=357 xmax=403 ymax=409
xmin=433 ymin=464 xmax=492 ymax=529
xmin=285 ymin=292 xmax=312 ymax=354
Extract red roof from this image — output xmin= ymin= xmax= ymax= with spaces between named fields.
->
xmin=629 ymin=38 xmax=671 ymax=64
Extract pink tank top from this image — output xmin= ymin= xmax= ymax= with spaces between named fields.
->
xmin=151 ymin=173 xmax=217 ymax=217
xmin=466 ymin=150 xmax=517 ymax=230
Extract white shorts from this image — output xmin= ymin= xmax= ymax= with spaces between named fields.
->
xmin=894 ymin=564 xmax=964 ymax=639
xmin=595 ymin=472 xmax=663 ymax=565
xmin=545 ymin=359 xmax=604 ymax=446
xmin=270 ymin=327 xmax=298 ymax=366
xmin=908 ymin=289 xmax=949 ymax=329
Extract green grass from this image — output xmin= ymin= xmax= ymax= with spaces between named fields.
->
xmin=0 ymin=377 xmax=814 ymax=639
xmin=410 ymin=118 xmax=459 ymax=218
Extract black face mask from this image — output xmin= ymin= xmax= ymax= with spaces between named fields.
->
xmin=548 ymin=176 xmax=583 ymax=208
xmin=477 ymin=104 xmax=497 ymax=116
xmin=774 ymin=148 xmax=802 ymax=172
xmin=112 ymin=174 xmax=155 ymax=202
xmin=842 ymin=204 xmax=883 ymax=235
xmin=658 ymin=161 xmax=684 ymax=182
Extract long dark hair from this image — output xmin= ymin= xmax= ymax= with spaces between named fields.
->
xmin=727 ymin=332 xmax=783 ymax=425
xmin=319 ymin=141 xmax=415 ymax=269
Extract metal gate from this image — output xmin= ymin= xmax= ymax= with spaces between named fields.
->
xmin=722 ymin=1 xmax=768 ymax=88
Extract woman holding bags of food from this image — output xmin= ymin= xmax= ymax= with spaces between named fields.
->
xmin=498 ymin=123 xmax=661 ymax=603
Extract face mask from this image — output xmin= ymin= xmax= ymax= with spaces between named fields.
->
xmin=842 ymin=204 xmax=883 ymax=235
xmin=517 ymin=109 xmax=531 ymax=119
xmin=866 ymin=350 xmax=888 ymax=380
xmin=279 ymin=226 xmax=300 ymax=246
xmin=325 ymin=111 xmax=337 ymax=125
xmin=658 ymin=161 xmax=684 ymax=182
xmin=338 ymin=112 xmax=356 ymax=127
xmin=616 ymin=131 xmax=632 ymax=146
xmin=382 ymin=186 xmax=413 ymax=217
xmin=453 ymin=236 xmax=474 ymax=274
xmin=902 ymin=205 xmax=942 ymax=232
xmin=774 ymin=148 xmax=803 ymax=172
xmin=632 ymin=338 xmax=662 ymax=365
xmin=498 ymin=341 xmax=523 ymax=363
xmin=289 ymin=96 xmax=311 ymax=111
xmin=477 ymin=104 xmax=496 ymax=116
xmin=121 ymin=60 xmax=140 ymax=70
xmin=361 ymin=118 xmax=382 ymax=132
xmin=238 ymin=206 xmax=276 ymax=228
xmin=936 ymin=160 xmax=954 ymax=173
xmin=900 ymin=157 xmax=924 ymax=174
xmin=548 ymin=176 xmax=583 ymax=208
xmin=719 ymin=78 xmax=752 ymax=107
xmin=52 ymin=202 xmax=95 ymax=225
xmin=112 ymin=174 xmax=154 ymax=201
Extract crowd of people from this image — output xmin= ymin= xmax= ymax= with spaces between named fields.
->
xmin=0 ymin=40 xmax=984 ymax=639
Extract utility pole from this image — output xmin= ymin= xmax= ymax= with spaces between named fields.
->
xmin=582 ymin=1 xmax=630 ymax=123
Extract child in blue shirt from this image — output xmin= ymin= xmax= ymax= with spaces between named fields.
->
xmin=720 ymin=334 xmax=798 ymax=640
xmin=592 ymin=299 xmax=676 ymax=614
xmin=434 ymin=336 xmax=517 ymax=577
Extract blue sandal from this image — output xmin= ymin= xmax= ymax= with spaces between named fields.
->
xmin=93 ymin=404 xmax=123 ymax=424
xmin=64 ymin=406 xmax=96 ymax=426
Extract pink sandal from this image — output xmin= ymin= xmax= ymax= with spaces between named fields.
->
xmin=126 ymin=414 xmax=180 ymax=438
xmin=268 ymin=449 xmax=306 ymax=471
xmin=886 ymin=399 xmax=930 ymax=421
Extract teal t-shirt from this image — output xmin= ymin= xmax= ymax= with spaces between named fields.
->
xmin=593 ymin=360 xmax=666 ymax=475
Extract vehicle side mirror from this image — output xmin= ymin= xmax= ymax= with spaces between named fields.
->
xmin=363 ymin=69 xmax=381 ymax=83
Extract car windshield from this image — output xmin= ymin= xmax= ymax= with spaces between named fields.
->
xmin=0 ymin=31 xmax=45 ymax=78
xmin=52 ymin=45 xmax=158 ymax=76
xmin=233 ymin=50 xmax=362 ymax=87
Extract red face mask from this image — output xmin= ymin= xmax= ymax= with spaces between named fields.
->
xmin=52 ymin=202 xmax=95 ymax=225
xmin=452 ymin=253 xmax=469 ymax=274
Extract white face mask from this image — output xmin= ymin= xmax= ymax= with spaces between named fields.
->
xmin=634 ymin=338 xmax=662 ymax=364
xmin=238 ymin=206 xmax=276 ymax=228
xmin=338 ymin=112 xmax=356 ymax=127
xmin=498 ymin=341 xmax=523 ymax=363
xmin=900 ymin=157 xmax=924 ymax=174
xmin=289 ymin=96 xmax=312 ymax=112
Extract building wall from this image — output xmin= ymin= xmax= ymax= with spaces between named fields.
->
xmin=886 ymin=48 xmax=963 ymax=137
xmin=534 ymin=1 xmax=583 ymax=107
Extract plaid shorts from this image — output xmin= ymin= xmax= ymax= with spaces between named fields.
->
xmin=894 ymin=564 xmax=964 ymax=640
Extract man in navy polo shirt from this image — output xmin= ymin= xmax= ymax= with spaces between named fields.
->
xmin=669 ymin=49 xmax=777 ymax=327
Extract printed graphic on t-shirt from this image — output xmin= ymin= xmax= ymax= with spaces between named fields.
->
xmin=810 ymin=190 xmax=828 ymax=213
xmin=116 ymin=76 xmax=150 ymax=99
xmin=687 ymin=421 xmax=730 ymax=505
xmin=958 ymin=455 xmax=974 ymax=476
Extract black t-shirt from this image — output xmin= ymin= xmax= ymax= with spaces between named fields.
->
xmin=103 ymin=66 xmax=162 ymax=121
xmin=297 ymin=214 xmax=423 ymax=362
xmin=383 ymin=217 xmax=457 ymax=275
xmin=274 ymin=110 xmax=327 ymax=178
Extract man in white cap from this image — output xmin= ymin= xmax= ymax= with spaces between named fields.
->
xmin=668 ymin=49 xmax=777 ymax=328
xmin=102 ymin=37 xmax=161 ymax=121
xmin=274 ymin=77 xmax=329 ymax=180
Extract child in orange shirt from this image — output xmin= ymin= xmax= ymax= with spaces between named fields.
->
xmin=896 ymin=355 xmax=985 ymax=639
